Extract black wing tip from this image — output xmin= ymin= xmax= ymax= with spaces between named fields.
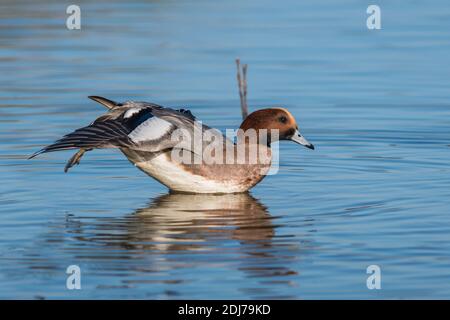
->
xmin=28 ymin=149 xmax=46 ymax=159
xmin=28 ymin=145 xmax=80 ymax=160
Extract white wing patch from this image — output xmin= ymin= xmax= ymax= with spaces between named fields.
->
xmin=128 ymin=116 xmax=173 ymax=143
xmin=124 ymin=108 xmax=142 ymax=119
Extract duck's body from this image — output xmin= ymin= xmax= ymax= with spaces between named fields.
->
xmin=30 ymin=96 xmax=313 ymax=194
xmin=122 ymin=148 xmax=270 ymax=193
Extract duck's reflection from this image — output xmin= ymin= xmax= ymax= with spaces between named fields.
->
xmin=128 ymin=192 xmax=275 ymax=249
xmin=59 ymin=192 xmax=301 ymax=293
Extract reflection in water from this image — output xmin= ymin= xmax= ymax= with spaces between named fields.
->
xmin=132 ymin=193 xmax=275 ymax=248
xmin=39 ymin=193 xmax=303 ymax=298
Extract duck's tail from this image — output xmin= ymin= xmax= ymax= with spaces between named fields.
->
xmin=88 ymin=96 xmax=119 ymax=110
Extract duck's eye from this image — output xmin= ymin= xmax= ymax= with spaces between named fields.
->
xmin=278 ymin=116 xmax=287 ymax=124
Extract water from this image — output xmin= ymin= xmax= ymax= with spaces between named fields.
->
xmin=1 ymin=0 xmax=450 ymax=299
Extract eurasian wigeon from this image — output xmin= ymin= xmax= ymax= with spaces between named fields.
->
xmin=30 ymin=96 xmax=314 ymax=193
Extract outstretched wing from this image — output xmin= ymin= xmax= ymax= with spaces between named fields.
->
xmin=29 ymin=105 xmax=194 ymax=159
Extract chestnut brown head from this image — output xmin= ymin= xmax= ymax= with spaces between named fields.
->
xmin=239 ymin=108 xmax=314 ymax=149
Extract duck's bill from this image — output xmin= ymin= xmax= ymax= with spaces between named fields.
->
xmin=290 ymin=130 xmax=315 ymax=150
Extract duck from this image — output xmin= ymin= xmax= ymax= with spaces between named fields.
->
xmin=29 ymin=96 xmax=314 ymax=193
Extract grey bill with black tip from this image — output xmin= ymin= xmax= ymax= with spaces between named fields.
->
xmin=290 ymin=130 xmax=314 ymax=150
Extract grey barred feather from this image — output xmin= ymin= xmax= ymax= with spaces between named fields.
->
xmin=29 ymin=120 xmax=133 ymax=158
xmin=29 ymin=96 xmax=217 ymax=170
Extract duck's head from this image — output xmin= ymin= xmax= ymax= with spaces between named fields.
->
xmin=239 ymin=108 xmax=314 ymax=150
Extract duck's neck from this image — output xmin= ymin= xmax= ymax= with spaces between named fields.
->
xmin=238 ymin=121 xmax=273 ymax=147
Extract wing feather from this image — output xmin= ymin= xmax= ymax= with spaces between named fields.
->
xmin=128 ymin=116 xmax=173 ymax=143
xmin=29 ymin=120 xmax=133 ymax=158
xmin=29 ymin=100 xmax=205 ymax=161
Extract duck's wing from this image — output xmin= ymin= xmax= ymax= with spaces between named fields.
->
xmin=29 ymin=100 xmax=219 ymax=160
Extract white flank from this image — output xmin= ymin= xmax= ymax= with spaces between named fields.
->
xmin=134 ymin=153 xmax=248 ymax=193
